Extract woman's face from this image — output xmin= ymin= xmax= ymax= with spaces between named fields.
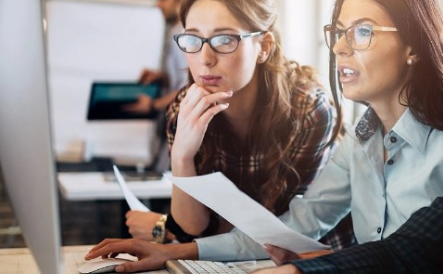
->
xmin=333 ymin=0 xmax=412 ymax=106
xmin=184 ymin=0 xmax=262 ymax=95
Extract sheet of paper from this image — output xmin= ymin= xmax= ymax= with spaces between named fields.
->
xmin=165 ymin=172 xmax=329 ymax=253
xmin=113 ymin=165 xmax=150 ymax=212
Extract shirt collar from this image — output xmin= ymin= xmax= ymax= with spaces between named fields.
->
xmin=355 ymin=106 xmax=380 ymax=143
xmin=391 ymin=108 xmax=432 ymax=154
xmin=355 ymin=107 xmax=432 ymax=153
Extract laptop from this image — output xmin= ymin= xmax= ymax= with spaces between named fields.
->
xmin=87 ymin=81 xmax=162 ymax=120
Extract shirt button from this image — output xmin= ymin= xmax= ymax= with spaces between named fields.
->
xmin=387 ymin=159 xmax=394 ymax=165
xmin=390 ymin=137 xmax=397 ymax=143
xmin=377 ymin=227 xmax=382 ymax=233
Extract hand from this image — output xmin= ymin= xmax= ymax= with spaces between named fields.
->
xmin=139 ymin=68 xmax=163 ymax=85
xmin=264 ymin=244 xmax=332 ymax=265
xmin=85 ymin=238 xmax=197 ymax=272
xmin=171 ymin=84 xmax=232 ymax=171
xmin=84 ymin=238 xmax=168 ymax=272
xmin=121 ymin=94 xmax=154 ymax=114
xmin=126 ymin=211 xmax=162 ymax=241
xmin=250 ymin=264 xmax=301 ymax=274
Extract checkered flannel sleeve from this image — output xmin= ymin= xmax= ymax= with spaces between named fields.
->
xmin=291 ymin=197 xmax=443 ymax=274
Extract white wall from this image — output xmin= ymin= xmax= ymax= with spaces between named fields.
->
xmin=46 ymin=0 xmax=164 ymax=165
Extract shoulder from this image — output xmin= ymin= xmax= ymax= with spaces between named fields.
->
xmin=291 ymin=87 xmax=334 ymax=124
xmin=166 ymin=87 xmax=187 ymax=121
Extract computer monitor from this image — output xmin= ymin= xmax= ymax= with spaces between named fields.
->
xmin=0 ymin=1 xmax=63 ymax=273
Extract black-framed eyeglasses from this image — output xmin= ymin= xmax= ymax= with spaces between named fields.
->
xmin=324 ymin=24 xmax=398 ymax=51
xmin=173 ymin=31 xmax=264 ymax=54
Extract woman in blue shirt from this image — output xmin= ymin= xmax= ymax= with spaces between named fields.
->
xmin=260 ymin=0 xmax=443 ymax=268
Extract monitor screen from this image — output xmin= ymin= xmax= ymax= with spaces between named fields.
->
xmin=0 ymin=1 xmax=63 ymax=273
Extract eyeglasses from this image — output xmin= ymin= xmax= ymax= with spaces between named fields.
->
xmin=173 ymin=32 xmax=264 ymax=54
xmin=324 ymin=24 xmax=398 ymax=51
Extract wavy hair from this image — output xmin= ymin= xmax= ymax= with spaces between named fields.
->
xmin=329 ymin=0 xmax=443 ymax=130
xmin=179 ymin=0 xmax=339 ymax=214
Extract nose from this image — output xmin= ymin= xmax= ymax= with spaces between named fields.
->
xmin=198 ymin=42 xmax=217 ymax=67
xmin=332 ymin=34 xmax=352 ymax=56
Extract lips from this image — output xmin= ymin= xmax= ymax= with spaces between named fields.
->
xmin=337 ymin=65 xmax=360 ymax=83
xmin=200 ymin=75 xmax=222 ymax=85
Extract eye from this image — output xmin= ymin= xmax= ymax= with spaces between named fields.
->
xmin=355 ymin=25 xmax=372 ymax=37
xmin=184 ymin=36 xmax=200 ymax=46
xmin=212 ymin=35 xmax=236 ymax=47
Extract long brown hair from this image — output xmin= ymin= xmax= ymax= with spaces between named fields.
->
xmin=179 ymin=0 xmax=339 ymax=214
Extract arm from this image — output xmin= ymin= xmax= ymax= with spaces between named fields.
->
xmin=293 ymin=197 xmax=443 ymax=274
xmin=167 ymin=85 xmax=232 ymax=235
xmin=253 ymin=197 xmax=443 ymax=274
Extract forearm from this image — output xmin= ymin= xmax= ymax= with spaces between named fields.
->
xmin=292 ymin=240 xmax=407 ymax=274
xmin=167 ymin=242 xmax=200 ymax=261
xmin=293 ymin=197 xmax=443 ymax=274
xmin=171 ymin=185 xmax=212 ymax=235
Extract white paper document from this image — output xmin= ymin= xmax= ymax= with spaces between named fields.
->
xmin=165 ymin=172 xmax=329 ymax=253
xmin=113 ymin=165 xmax=150 ymax=212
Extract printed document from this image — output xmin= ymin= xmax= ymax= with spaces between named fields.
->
xmin=113 ymin=165 xmax=150 ymax=211
xmin=164 ymin=172 xmax=329 ymax=253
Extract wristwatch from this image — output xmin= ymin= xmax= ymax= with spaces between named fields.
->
xmin=152 ymin=214 xmax=168 ymax=243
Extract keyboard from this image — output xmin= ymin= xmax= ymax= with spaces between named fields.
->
xmin=166 ymin=260 xmax=248 ymax=274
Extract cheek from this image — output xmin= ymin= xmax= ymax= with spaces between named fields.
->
xmin=227 ymin=51 xmax=258 ymax=87
xmin=186 ymin=55 xmax=200 ymax=81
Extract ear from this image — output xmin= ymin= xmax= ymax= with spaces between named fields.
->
xmin=257 ymin=32 xmax=274 ymax=64
xmin=406 ymin=46 xmax=419 ymax=66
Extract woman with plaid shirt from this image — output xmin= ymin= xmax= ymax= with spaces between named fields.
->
xmin=164 ymin=0 xmax=352 ymax=250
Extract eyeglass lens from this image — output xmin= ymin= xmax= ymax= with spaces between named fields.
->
xmin=326 ymin=25 xmax=372 ymax=50
xmin=177 ymin=35 xmax=239 ymax=53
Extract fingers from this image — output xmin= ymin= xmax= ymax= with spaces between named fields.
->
xmin=180 ymin=84 xmax=232 ymax=123
xmin=264 ymin=244 xmax=300 ymax=266
xmin=298 ymin=249 xmax=333 ymax=259
xmin=85 ymin=239 xmax=132 ymax=260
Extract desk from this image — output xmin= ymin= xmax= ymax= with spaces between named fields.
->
xmin=58 ymin=172 xmax=172 ymax=201
xmin=0 ymin=245 xmax=166 ymax=274
xmin=0 ymin=245 xmax=275 ymax=274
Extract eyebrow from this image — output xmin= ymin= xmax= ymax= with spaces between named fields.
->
xmin=184 ymin=27 xmax=242 ymax=34
xmin=336 ymin=17 xmax=378 ymax=28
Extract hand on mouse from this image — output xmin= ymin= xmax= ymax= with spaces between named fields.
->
xmin=85 ymin=238 xmax=198 ymax=272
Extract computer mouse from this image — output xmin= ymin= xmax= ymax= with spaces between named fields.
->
xmin=78 ymin=257 xmax=133 ymax=274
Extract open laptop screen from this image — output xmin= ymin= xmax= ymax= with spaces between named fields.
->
xmin=87 ymin=81 xmax=162 ymax=120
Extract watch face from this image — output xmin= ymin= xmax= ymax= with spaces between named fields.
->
xmin=152 ymin=226 xmax=163 ymax=238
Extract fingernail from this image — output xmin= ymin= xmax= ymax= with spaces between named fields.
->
xmin=226 ymin=91 xmax=233 ymax=96
xmin=221 ymin=103 xmax=229 ymax=109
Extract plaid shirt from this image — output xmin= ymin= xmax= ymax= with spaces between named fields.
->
xmin=292 ymin=197 xmax=443 ymax=273
xmin=166 ymin=87 xmax=355 ymax=250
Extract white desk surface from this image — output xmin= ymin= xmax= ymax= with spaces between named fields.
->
xmin=58 ymin=172 xmax=172 ymax=201
xmin=0 ymin=245 xmax=275 ymax=274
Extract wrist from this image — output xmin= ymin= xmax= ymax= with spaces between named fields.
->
xmin=152 ymin=214 xmax=169 ymax=243
xmin=171 ymin=156 xmax=196 ymax=176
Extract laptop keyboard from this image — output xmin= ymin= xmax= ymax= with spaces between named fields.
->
xmin=166 ymin=260 xmax=247 ymax=274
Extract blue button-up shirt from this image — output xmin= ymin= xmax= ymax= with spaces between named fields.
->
xmin=196 ymin=107 xmax=443 ymax=261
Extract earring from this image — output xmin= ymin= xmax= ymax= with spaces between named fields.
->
xmin=407 ymin=58 xmax=414 ymax=65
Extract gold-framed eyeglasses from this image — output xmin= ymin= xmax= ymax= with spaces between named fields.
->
xmin=324 ymin=24 xmax=398 ymax=51
xmin=173 ymin=32 xmax=264 ymax=54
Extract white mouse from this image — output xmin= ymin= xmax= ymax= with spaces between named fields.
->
xmin=78 ymin=257 xmax=133 ymax=274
